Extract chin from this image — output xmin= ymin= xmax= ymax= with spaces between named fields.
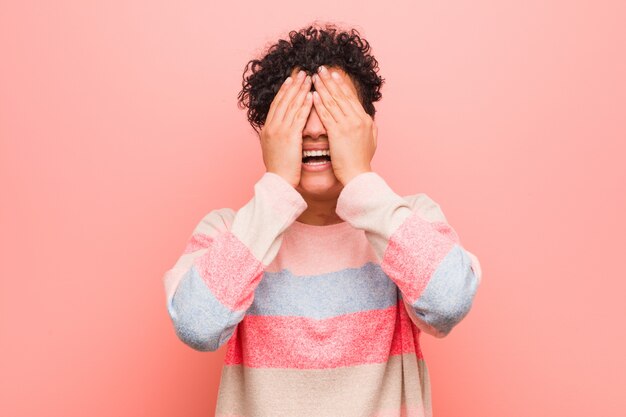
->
xmin=296 ymin=170 xmax=343 ymax=197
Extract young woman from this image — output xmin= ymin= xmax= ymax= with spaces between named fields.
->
xmin=162 ymin=23 xmax=482 ymax=417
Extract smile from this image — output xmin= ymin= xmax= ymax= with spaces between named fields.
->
xmin=301 ymin=158 xmax=332 ymax=172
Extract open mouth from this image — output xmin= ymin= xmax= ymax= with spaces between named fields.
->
xmin=302 ymin=155 xmax=331 ymax=165
xmin=302 ymin=149 xmax=331 ymax=165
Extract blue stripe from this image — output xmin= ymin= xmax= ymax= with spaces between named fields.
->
xmin=247 ymin=262 xmax=398 ymax=320
xmin=405 ymin=244 xmax=479 ymax=336
xmin=168 ymin=265 xmax=242 ymax=351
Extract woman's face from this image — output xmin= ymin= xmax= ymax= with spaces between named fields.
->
xmin=288 ymin=66 xmax=361 ymax=200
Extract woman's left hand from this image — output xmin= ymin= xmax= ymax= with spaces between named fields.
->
xmin=312 ymin=65 xmax=378 ymax=185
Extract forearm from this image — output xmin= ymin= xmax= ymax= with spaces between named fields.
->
xmin=336 ymin=172 xmax=482 ymax=337
xmin=163 ymin=172 xmax=308 ymax=351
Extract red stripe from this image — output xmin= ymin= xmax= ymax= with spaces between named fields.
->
xmin=224 ymin=299 xmax=424 ymax=368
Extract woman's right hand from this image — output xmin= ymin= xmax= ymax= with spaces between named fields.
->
xmin=260 ymin=69 xmax=313 ymax=188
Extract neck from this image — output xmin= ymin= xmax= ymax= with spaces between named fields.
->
xmin=295 ymin=196 xmax=344 ymax=226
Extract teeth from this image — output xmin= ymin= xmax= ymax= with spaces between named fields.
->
xmin=302 ymin=149 xmax=330 ymax=157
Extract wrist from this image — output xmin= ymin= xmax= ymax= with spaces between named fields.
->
xmin=341 ymin=168 xmax=372 ymax=186
xmin=266 ymin=169 xmax=298 ymax=188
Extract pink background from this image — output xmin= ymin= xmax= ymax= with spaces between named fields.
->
xmin=1 ymin=1 xmax=625 ymax=416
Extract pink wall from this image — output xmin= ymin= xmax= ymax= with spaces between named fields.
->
xmin=1 ymin=1 xmax=625 ymax=416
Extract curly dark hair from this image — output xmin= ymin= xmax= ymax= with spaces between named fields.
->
xmin=237 ymin=23 xmax=385 ymax=134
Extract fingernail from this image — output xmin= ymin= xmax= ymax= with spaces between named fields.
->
xmin=298 ymin=70 xmax=305 ymax=79
xmin=318 ymin=66 xmax=325 ymax=73
xmin=331 ymin=71 xmax=340 ymax=80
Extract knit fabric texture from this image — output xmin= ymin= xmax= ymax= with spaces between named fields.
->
xmin=162 ymin=171 xmax=482 ymax=417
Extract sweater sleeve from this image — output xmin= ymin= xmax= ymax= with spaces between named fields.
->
xmin=162 ymin=172 xmax=308 ymax=351
xmin=335 ymin=171 xmax=482 ymax=338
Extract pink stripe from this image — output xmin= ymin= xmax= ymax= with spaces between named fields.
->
xmin=265 ymin=225 xmax=379 ymax=275
xmin=183 ymin=232 xmax=214 ymax=254
xmin=381 ymin=210 xmax=457 ymax=304
xmin=223 ymin=299 xmax=424 ymax=368
xmin=430 ymin=220 xmax=460 ymax=244
xmin=193 ymin=230 xmax=265 ymax=311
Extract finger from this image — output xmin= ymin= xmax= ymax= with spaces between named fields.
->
xmin=316 ymin=66 xmax=357 ymax=117
xmin=312 ymin=69 xmax=345 ymax=122
xmin=312 ymin=91 xmax=337 ymax=129
xmin=291 ymin=91 xmax=313 ymax=130
xmin=266 ymin=75 xmax=294 ymax=123
xmin=284 ymin=75 xmax=312 ymax=125
xmin=329 ymin=70 xmax=368 ymax=117
xmin=274 ymin=70 xmax=307 ymax=123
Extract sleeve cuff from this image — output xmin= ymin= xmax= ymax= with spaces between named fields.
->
xmin=257 ymin=171 xmax=308 ymax=217
xmin=336 ymin=171 xmax=412 ymax=236
xmin=229 ymin=172 xmax=308 ymax=265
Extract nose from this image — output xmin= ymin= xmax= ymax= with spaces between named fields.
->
xmin=301 ymin=104 xmax=327 ymax=140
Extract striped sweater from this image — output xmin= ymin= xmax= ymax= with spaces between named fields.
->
xmin=162 ymin=171 xmax=482 ymax=417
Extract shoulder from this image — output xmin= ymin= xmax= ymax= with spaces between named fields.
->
xmin=400 ymin=192 xmax=448 ymax=223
